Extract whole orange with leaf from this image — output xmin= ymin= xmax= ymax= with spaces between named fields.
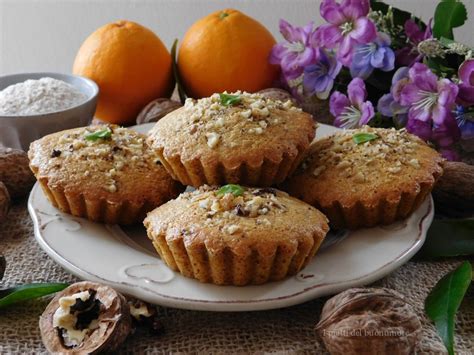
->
xmin=73 ymin=20 xmax=174 ymax=125
xmin=178 ymin=9 xmax=279 ymax=98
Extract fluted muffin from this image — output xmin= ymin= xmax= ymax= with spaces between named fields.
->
xmin=29 ymin=125 xmax=184 ymax=224
xmin=285 ymin=127 xmax=443 ymax=229
xmin=147 ymin=91 xmax=316 ymax=187
xmin=144 ymin=185 xmax=329 ymax=286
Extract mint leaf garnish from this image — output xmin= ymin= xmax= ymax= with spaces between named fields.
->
xmin=219 ymin=93 xmax=241 ymax=106
xmin=216 ymin=184 xmax=244 ymax=197
xmin=85 ymin=128 xmax=112 ymax=141
xmin=352 ymin=132 xmax=378 ymax=144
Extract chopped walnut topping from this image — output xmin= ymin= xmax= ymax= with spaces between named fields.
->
xmin=304 ymin=127 xmax=425 ymax=182
xmin=224 ymin=224 xmax=241 ymax=234
xmin=408 ymin=158 xmax=420 ymax=168
xmin=206 ymin=132 xmax=220 ymax=148
xmin=45 ymin=125 xmax=159 ymax=194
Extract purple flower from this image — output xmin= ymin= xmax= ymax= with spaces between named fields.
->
xmin=350 ymin=32 xmax=395 ymax=79
xmin=303 ymin=49 xmax=342 ymax=99
xmin=400 ymin=63 xmax=458 ymax=125
xmin=313 ymin=0 xmax=377 ymax=66
xmin=270 ymin=20 xmax=316 ymax=79
xmin=396 ymin=19 xmax=432 ymax=66
xmin=330 ymin=77 xmax=375 ymax=128
xmin=457 ymin=59 xmax=474 ymax=106
xmin=454 ymin=105 xmax=474 ymax=140
xmin=377 ymin=67 xmax=410 ymax=125
xmin=431 ymin=115 xmax=461 ymax=160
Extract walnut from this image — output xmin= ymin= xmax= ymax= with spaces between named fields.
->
xmin=315 ymin=288 xmax=422 ymax=355
xmin=128 ymin=299 xmax=163 ymax=334
xmin=433 ymin=161 xmax=474 ymax=217
xmin=136 ymin=98 xmax=182 ymax=125
xmin=257 ymin=88 xmax=296 ymax=104
xmin=39 ymin=281 xmax=132 ymax=354
xmin=0 ymin=181 xmax=10 ymax=224
xmin=0 ymin=147 xmax=36 ymax=199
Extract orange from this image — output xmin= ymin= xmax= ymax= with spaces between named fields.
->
xmin=73 ymin=20 xmax=174 ymax=125
xmin=178 ymin=9 xmax=279 ymax=98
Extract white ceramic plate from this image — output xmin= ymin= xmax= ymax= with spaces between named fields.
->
xmin=29 ymin=123 xmax=433 ymax=312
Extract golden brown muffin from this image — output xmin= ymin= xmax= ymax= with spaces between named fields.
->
xmin=147 ymin=91 xmax=316 ymax=187
xmin=285 ymin=127 xmax=444 ymax=229
xmin=144 ymin=185 xmax=329 ymax=286
xmin=29 ymin=125 xmax=184 ymax=224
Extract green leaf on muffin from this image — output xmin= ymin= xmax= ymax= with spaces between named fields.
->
xmin=219 ymin=93 xmax=241 ymax=106
xmin=216 ymin=184 xmax=244 ymax=197
xmin=352 ymin=132 xmax=378 ymax=144
xmin=85 ymin=128 xmax=112 ymax=141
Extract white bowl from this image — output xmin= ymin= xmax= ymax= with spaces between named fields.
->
xmin=0 ymin=72 xmax=98 ymax=150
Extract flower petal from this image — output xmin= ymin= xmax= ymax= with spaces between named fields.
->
xmin=377 ymin=94 xmax=395 ymax=117
xmin=380 ymin=47 xmax=395 ymax=72
xmin=409 ymin=63 xmax=437 ymax=92
xmin=320 ymin=0 xmax=346 ymax=24
xmin=329 ymin=91 xmax=350 ymax=117
xmin=457 ymin=84 xmax=474 ymax=106
xmin=338 ymin=35 xmax=355 ymax=66
xmin=437 ymin=78 xmax=458 ymax=108
xmin=358 ymin=101 xmax=375 ymax=125
xmin=406 ymin=117 xmax=433 ymax=141
xmin=279 ymin=19 xmax=299 ymax=42
xmin=458 ymin=59 xmax=474 ymax=85
xmin=404 ymin=19 xmax=424 ymax=44
xmin=314 ymin=24 xmax=342 ymax=48
xmin=399 ymin=83 xmax=423 ymax=106
xmin=351 ymin=17 xmax=376 ymax=43
xmin=347 ymin=77 xmax=367 ymax=106
xmin=341 ymin=0 xmax=370 ymax=19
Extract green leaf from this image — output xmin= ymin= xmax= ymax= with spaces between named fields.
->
xmin=171 ymin=39 xmax=187 ymax=104
xmin=216 ymin=184 xmax=244 ymax=197
xmin=352 ymin=132 xmax=379 ymax=144
xmin=433 ymin=0 xmax=467 ymax=40
xmin=85 ymin=128 xmax=112 ymax=141
xmin=425 ymin=261 xmax=472 ymax=355
xmin=0 ymin=283 xmax=68 ymax=309
xmin=219 ymin=93 xmax=241 ymax=106
xmin=418 ymin=219 xmax=474 ymax=258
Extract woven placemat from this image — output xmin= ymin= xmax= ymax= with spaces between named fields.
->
xmin=0 ymin=200 xmax=473 ymax=354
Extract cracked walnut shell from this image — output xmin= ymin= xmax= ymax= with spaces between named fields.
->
xmin=39 ymin=281 xmax=132 ymax=354
xmin=0 ymin=181 xmax=10 ymax=224
xmin=0 ymin=147 xmax=36 ymax=198
xmin=316 ymin=288 xmax=422 ymax=355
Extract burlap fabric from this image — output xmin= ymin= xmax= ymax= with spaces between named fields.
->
xmin=0 ymin=200 xmax=473 ymax=354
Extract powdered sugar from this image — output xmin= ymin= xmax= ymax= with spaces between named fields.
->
xmin=0 ymin=77 xmax=87 ymax=115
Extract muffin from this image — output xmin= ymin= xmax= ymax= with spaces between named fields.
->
xmin=144 ymin=185 xmax=329 ymax=286
xmin=285 ymin=127 xmax=443 ymax=229
xmin=29 ymin=125 xmax=184 ymax=224
xmin=147 ymin=91 xmax=315 ymax=187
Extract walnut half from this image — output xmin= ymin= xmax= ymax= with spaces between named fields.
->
xmin=39 ymin=281 xmax=132 ymax=354
xmin=315 ymin=288 xmax=422 ymax=355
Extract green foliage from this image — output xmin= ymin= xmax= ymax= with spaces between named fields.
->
xmin=418 ymin=219 xmax=474 ymax=258
xmin=425 ymin=261 xmax=472 ymax=355
xmin=433 ymin=0 xmax=468 ymax=40
xmin=0 ymin=283 xmax=68 ymax=309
